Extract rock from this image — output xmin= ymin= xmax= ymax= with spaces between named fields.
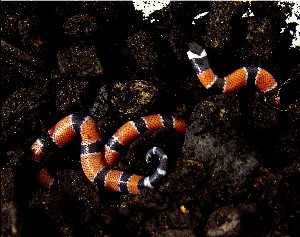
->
xmin=63 ymin=14 xmax=98 ymax=38
xmin=151 ymin=229 xmax=196 ymax=237
xmin=1 ymin=83 xmax=48 ymax=144
xmin=1 ymin=83 xmax=48 ymax=119
xmin=122 ymin=31 xmax=170 ymax=76
xmin=1 ymin=167 xmax=20 ymax=237
xmin=55 ymin=78 xmax=91 ymax=114
xmin=1 ymin=40 xmax=46 ymax=81
xmin=159 ymin=159 xmax=206 ymax=194
xmin=204 ymin=1 xmax=246 ymax=49
xmin=272 ymin=99 xmax=300 ymax=165
xmin=111 ymin=80 xmax=159 ymax=117
xmin=206 ymin=206 xmax=242 ymax=237
xmin=28 ymin=189 xmax=77 ymax=237
xmin=149 ymin=1 xmax=210 ymax=26
xmin=57 ymin=43 xmax=103 ymax=77
xmin=183 ymin=94 xmax=260 ymax=200
xmin=205 ymin=204 xmax=260 ymax=237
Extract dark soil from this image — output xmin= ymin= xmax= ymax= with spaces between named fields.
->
xmin=1 ymin=2 xmax=299 ymax=237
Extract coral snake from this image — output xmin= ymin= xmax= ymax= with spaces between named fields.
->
xmin=187 ymin=42 xmax=280 ymax=106
xmin=31 ymin=114 xmax=186 ymax=194
xmin=31 ymin=43 xmax=282 ymax=195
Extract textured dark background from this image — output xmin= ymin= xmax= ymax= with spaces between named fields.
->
xmin=1 ymin=1 xmax=299 ymax=237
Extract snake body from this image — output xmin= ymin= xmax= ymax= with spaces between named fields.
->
xmin=187 ymin=42 xmax=280 ymax=105
xmin=31 ymin=114 xmax=185 ymax=194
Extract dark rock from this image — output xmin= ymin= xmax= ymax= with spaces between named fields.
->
xmin=1 ymin=2 xmax=51 ymax=51
xmin=206 ymin=203 xmax=262 ymax=237
xmin=89 ymin=83 xmax=109 ymax=119
xmin=1 ymin=83 xmax=48 ymax=119
xmin=111 ymin=80 xmax=159 ymax=117
xmin=54 ymin=1 xmax=141 ymax=24
xmin=2 ymin=8 xmax=22 ymax=41
xmin=206 ymin=206 xmax=242 ymax=237
xmin=5 ymin=150 xmax=26 ymax=169
xmin=241 ymin=89 xmax=278 ymax=137
xmin=1 ymin=40 xmax=46 ymax=81
xmin=279 ymin=158 xmax=300 ymax=181
xmin=55 ymin=78 xmax=91 ymax=114
xmin=159 ymin=159 xmax=206 ymax=194
xmin=18 ymin=17 xmax=47 ymax=55
xmin=272 ymin=99 xmax=300 ymax=166
xmin=1 ymin=83 xmax=49 ymax=145
xmin=63 ymin=14 xmax=98 ymax=37
xmin=121 ymin=189 xmax=170 ymax=212
xmin=278 ymin=68 xmax=300 ymax=110
xmin=28 ymin=189 xmax=76 ymax=237
xmin=1 ymin=113 xmax=38 ymax=146
xmin=152 ymin=229 xmax=196 ymax=237
xmin=145 ymin=211 xmax=171 ymax=236
xmin=1 ymin=166 xmax=15 ymax=205
xmin=89 ymin=83 xmax=117 ymax=138
xmin=251 ymin=1 xmax=292 ymax=23
xmin=1 ymin=166 xmax=20 ymax=237
xmin=238 ymin=17 xmax=281 ymax=67
xmin=164 ymin=24 xmax=194 ymax=62
xmin=169 ymin=207 xmax=199 ymax=229
xmin=57 ymin=169 xmax=105 ymax=236
xmin=252 ymin=167 xmax=281 ymax=205
xmin=252 ymin=164 xmax=300 ymax=236
xmin=204 ymin=1 xmax=247 ymax=50
xmin=1 ymin=202 xmax=19 ymax=237
xmin=149 ymin=1 xmax=210 ymax=26
xmin=57 ymin=43 xmax=103 ymax=77
xmin=122 ymin=31 xmax=170 ymax=76
xmin=145 ymin=208 xmax=198 ymax=236
xmin=183 ymin=94 xmax=260 ymax=201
